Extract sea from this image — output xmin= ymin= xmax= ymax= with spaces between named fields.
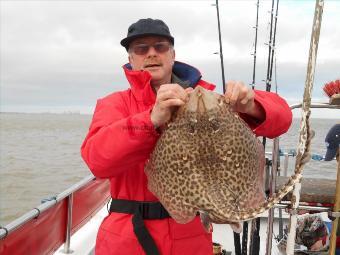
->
xmin=0 ymin=112 xmax=338 ymax=226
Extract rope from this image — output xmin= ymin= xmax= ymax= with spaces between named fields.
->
xmin=285 ymin=0 xmax=324 ymax=254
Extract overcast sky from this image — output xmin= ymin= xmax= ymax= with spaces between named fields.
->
xmin=1 ymin=0 xmax=339 ymax=118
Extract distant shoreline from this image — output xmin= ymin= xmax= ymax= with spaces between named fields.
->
xmin=0 ymin=111 xmax=91 ymax=116
xmin=0 ymin=111 xmax=338 ymax=120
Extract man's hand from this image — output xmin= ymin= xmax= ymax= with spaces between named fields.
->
xmin=151 ymin=84 xmax=193 ymax=128
xmin=224 ymin=81 xmax=264 ymax=121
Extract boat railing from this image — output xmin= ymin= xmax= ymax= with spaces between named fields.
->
xmin=0 ymin=175 xmax=110 ymax=254
xmin=264 ymin=101 xmax=340 ymax=255
xmin=0 ymin=175 xmax=90 ymax=239
xmin=0 ymin=175 xmax=92 ymax=239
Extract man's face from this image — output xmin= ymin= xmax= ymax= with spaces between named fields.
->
xmin=128 ymin=36 xmax=175 ymax=86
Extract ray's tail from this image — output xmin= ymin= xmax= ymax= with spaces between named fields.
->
xmin=228 ymin=121 xmax=315 ymax=222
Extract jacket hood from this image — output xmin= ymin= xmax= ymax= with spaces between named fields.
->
xmin=123 ymin=61 xmax=202 ymax=87
xmin=122 ymin=61 xmax=203 ymax=104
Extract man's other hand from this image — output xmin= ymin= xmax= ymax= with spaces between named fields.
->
xmin=224 ymin=81 xmax=264 ymax=121
xmin=151 ymin=84 xmax=193 ymax=128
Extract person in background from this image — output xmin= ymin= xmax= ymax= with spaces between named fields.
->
xmin=309 ymin=123 xmax=340 ymax=252
xmin=324 ymin=124 xmax=340 ymax=161
xmin=81 ymin=18 xmax=292 ymax=255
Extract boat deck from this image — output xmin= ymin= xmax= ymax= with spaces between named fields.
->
xmin=53 ymin=206 xmax=322 ymax=255
xmin=213 ymin=218 xmax=285 ymax=255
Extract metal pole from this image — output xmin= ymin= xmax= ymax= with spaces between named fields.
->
xmin=283 ymin=154 xmax=289 ymax=177
xmin=329 ymin=153 xmax=340 ymax=254
xmin=274 ymin=203 xmax=331 ymax=212
xmin=265 ymin=137 xmax=279 ymax=255
xmin=215 ymin=0 xmax=226 ymax=93
xmin=278 ymin=149 xmax=289 ymax=240
xmin=63 ymin=193 xmax=74 ymax=254
xmin=241 ymin=221 xmax=248 ymax=255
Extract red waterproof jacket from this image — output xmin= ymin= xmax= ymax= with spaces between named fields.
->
xmin=81 ymin=61 xmax=292 ymax=255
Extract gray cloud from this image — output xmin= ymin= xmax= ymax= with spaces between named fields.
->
xmin=1 ymin=1 xmax=339 ymax=117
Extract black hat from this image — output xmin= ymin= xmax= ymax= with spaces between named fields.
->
xmin=324 ymin=124 xmax=340 ymax=161
xmin=120 ymin=18 xmax=174 ymax=50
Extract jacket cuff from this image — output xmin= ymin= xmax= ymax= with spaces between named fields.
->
xmin=127 ymin=107 xmax=160 ymax=138
xmin=239 ymin=98 xmax=266 ymax=132
xmin=250 ymin=90 xmax=292 ymax=138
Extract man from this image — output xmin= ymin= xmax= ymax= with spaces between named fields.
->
xmin=81 ymin=18 xmax=292 ymax=255
xmin=310 ymin=123 xmax=340 ymax=252
xmin=324 ymin=124 xmax=340 ymax=162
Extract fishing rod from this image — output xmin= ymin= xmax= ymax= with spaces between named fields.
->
xmin=261 ymin=0 xmax=278 ymax=150
xmin=265 ymin=0 xmax=275 ymax=93
xmin=247 ymin=1 xmax=261 ymax=254
xmin=214 ymin=0 xmax=226 ymax=94
xmin=213 ymin=1 xmax=241 ymax=254
xmin=251 ymin=0 xmax=260 ymax=90
xmin=250 ymin=0 xmax=280 ymax=255
xmin=269 ymin=0 xmax=282 ymax=244
xmin=268 ymin=0 xmax=280 ymax=93
xmin=264 ymin=1 xmax=280 ymax=254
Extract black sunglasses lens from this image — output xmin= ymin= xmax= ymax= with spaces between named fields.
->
xmin=154 ymin=42 xmax=170 ymax=53
xmin=132 ymin=42 xmax=170 ymax=55
xmin=134 ymin=44 xmax=150 ymax=55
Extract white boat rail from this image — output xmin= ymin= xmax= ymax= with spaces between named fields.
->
xmin=0 ymin=175 xmax=110 ymax=255
xmin=264 ymin=101 xmax=340 ymax=255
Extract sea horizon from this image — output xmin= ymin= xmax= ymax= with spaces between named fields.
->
xmin=1 ymin=109 xmax=338 ymax=119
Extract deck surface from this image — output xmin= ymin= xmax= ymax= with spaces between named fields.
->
xmin=212 ymin=218 xmax=286 ymax=255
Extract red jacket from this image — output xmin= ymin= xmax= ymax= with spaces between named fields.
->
xmin=81 ymin=61 xmax=292 ymax=255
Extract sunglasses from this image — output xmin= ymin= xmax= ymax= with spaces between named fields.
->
xmin=129 ymin=41 xmax=172 ymax=55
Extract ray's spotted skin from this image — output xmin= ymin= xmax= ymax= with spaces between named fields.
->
xmin=145 ymin=86 xmax=313 ymax=229
xmin=145 ymin=86 xmax=265 ymax=227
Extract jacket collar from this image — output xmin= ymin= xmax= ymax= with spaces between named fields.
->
xmin=122 ymin=61 xmax=202 ymax=105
